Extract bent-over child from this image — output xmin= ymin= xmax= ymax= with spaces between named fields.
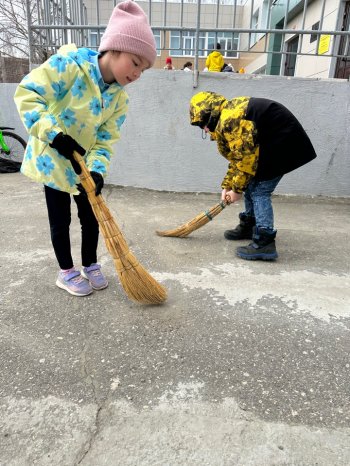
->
xmin=190 ymin=92 xmax=317 ymax=261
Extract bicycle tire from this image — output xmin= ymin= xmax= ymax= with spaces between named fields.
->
xmin=0 ymin=131 xmax=27 ymax=163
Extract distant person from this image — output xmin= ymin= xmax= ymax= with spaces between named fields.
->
xmin=164 ymin=57 xmax=175 ymax=70
xmin=239 ymin=67 xmax=246 ymax=74
xmin=189 ymin=92 xmax=317 ymax=261
xmin=205 ymin=43 xmax=224 ymax=72
xmin=14 ymin=1 xmax=157 ymax=296
xmin=182 ymin=61 xmax=193 ymax=72
xmin=223 ymin=63 xmax=234 ymax=72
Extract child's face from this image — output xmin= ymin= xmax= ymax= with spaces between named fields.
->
xmin=100 ymin=51 xmax=149 ymax=86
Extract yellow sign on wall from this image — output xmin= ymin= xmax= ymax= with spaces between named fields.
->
xmin=318 ymin=35 xmax=331 ymax=55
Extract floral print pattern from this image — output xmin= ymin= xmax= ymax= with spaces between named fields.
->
xmin=36 ymin=154 xmax=54 ymax=176
xmin=52 ymin=80 xmax=68 ymax=101
xmin=14 ymin=44 xmax=129 ymax=194
xmin=24 ymin=111 xmax=40 ymax=129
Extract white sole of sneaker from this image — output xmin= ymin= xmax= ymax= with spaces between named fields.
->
xmin=55 ymin=279 xmax=93 ymax=297
xmin=91 ymin=282 xmax=108 ymax=291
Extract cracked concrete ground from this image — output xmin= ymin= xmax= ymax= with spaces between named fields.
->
xmin=1 ymin=173 xmax=350 ymax=466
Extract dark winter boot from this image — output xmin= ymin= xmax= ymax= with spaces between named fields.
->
xmin=236 ymin=226 xmax=278 ymax=261
xmin=224 ymin=213 xmax=256 ymax=240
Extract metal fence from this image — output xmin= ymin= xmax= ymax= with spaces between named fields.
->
xmin=25 ymin=0 xmax=350 ymax=79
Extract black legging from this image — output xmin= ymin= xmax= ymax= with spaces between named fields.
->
xmin=44 ymin=185 xmax=99 ymax=270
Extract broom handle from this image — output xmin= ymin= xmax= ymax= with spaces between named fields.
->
xmin=72 ymin=150 xmax=108 ymax=217
xmin=72 ymin=150 xmax=101 ymax=199
xmin=72 ymin=151 xmax=128 ymax=251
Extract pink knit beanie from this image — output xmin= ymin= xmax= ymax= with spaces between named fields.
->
xmin=98 ymin=1 xmax=157 ymax=67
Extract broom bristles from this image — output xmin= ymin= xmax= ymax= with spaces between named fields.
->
xmin=114 ymin=257 xmax=167 ymax=304
xmin=73 ymin=151 xmax=167 ymax=304
xmin=156 ymin=199 xmax=230 ymax=238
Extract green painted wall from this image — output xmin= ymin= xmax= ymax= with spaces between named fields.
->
xmin=266 ymin=0 xmax=303 ymax=75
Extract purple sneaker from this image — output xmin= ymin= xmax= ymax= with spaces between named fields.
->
xmin=56 ymin=269 xmax=93 ymax=296
xmin=81 ymin=263 xmax=108 ymax=290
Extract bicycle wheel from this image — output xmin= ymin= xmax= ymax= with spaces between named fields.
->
xmin=0 ymin=131 xmax=27 ymax=163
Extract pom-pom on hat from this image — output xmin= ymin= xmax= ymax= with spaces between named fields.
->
xmin=98 ymin=0 xmax=157 ymax=67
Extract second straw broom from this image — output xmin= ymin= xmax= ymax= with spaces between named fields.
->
xmin=73 ymin=151 xmax=167 ymax=305
xmin=156 ymin=196 xmax=231 ymax=238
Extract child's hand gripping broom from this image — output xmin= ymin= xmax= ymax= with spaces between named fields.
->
xmin=73 ymin=151 xmax=167 ymax=304
xmin=156 ymin=196 xmax=231 ymax=238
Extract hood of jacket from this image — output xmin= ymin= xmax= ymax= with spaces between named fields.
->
xmin=210 ymin=51 xmax=223 ymax=59
xmin=189 ymin=91 xmax=227 ymax=131
xmin=56 ymin=43 xmax=98 ymax=73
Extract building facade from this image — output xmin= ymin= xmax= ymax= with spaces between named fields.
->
xmin=83 ymin=0 xmax=350 ymax=78
xmin=25 ymin=0 xmax=350 ymax=79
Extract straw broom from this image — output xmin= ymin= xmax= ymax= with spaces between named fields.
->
xmin=156 ymin=197 xmax=231 ymax=238
xmin=73 ymin=151 xmax=167 ymax=305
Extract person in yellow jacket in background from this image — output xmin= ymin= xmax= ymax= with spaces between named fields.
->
xmin=205 ymin=43 xmax=224 ymax=72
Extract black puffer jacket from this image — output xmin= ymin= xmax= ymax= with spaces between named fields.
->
xmin=246 ymin=97 xmax=317 ymax=180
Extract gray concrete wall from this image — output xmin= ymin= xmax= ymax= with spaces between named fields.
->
xmin=2 ymin=73 xmax=350 ymax=197
xmin=0 ymin=83 xmax=28 ymax=139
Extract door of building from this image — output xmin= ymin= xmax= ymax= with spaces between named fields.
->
xmin=335 ymin=1 xmax=350 ymax=79
xmin=284 ymin=36 xmax=299 ymax=76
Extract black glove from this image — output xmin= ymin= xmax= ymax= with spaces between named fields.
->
xmin=91 ymin=171 xmax=104 ymax=196
xmin=77 ymin=171 xmax=104 ymax=196
xmin=50 ymin=132 xmax=86 ymax=175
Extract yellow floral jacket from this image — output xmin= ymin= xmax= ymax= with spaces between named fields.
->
xmin=14 ymin=44 xmax=128 ymax=194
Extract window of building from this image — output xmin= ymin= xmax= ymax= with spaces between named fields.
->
xmin=153 ymin=29 xmax=161 ymax=55
xmin=164 ymin=0 xmax=239 ymax=3
xmin=170 ymin=31 xmax=197 ymax=56
xmin=170 ymin=30 xmax=238 ymax=58
xmin=250 ymin=9 xmax=259 ymax=47
xmin=310 ymin=22 xmax=320 ymax=43
xmin=216 ymin=32 xmax=239 ymax=58
xmin=170 ymin=31 xmax=181 ymax=55
xmin=89 ymin=30 xmax=104 ymax=49
xmin=249 ymin=0 xmax=269 ymax=48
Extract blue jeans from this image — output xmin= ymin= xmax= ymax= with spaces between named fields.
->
xmin=243 ymin=176 xmax=283 ymax=232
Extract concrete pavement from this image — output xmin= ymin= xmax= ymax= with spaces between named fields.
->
xmin=1 ymin=172 xmax=350 ymax=465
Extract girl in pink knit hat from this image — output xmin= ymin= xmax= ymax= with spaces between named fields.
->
xmin=98 ymin=0 xmax=157 ymax=80
xmin=14 ymin=1 xmax=157 ymax=297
